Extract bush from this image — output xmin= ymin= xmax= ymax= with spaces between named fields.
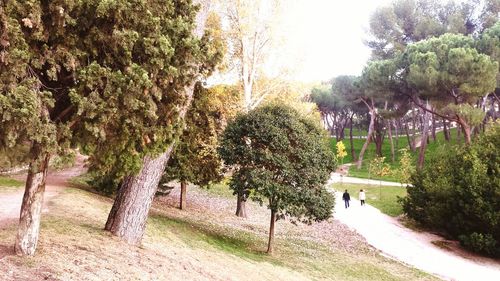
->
xmin=401 ymin=123 xmax=500 ymax=257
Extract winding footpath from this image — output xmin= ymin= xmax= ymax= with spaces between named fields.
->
xmin=329 ymin=174 xmax=500 ymax=281
xmin=0 ymin=155 xmax=87 ymax=226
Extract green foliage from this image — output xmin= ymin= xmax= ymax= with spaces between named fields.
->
xmin=394 ymin=148 xmax=414 ymax=185
xmin=160 ymin=83 xmax=241 ymax=189
xmin=401 ymin=123 xmax=500 ymax=257
xmin=402 ymin=33 xmax=498 ymax=105
xmin=1 ymin=0 xmax=223 ymax=183
xmin=369 ymin=157 xmax=391 ymax=179
xmin=367 ymin=0 xmax=500 ymax=59
xmin=219 ymin=104 xmax=336 ymax=224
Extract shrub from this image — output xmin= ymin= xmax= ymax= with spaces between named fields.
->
xmin=401 ymin=123 xmax=500 ymax=257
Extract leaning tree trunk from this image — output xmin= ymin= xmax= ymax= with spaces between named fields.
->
xmin=105 ymin=150 xmax=172 ymax=245
xmin=235 ymin=193 xmax=247 ymax=218
xmin=417 ymin=102 xmax=431 ymax=169
xmin=15 ymin=144 xmax=50 ymax=256
xmin=103 ymin=0 xmax=211 ymax=244
xmin=357 ymin=108 xmax=375 ymax=169
xmin=387 ymin=119 xmax=395 ymax=162
xmin=457 ymin=116 xmax=472 ymax=145
xmin=179 ymin=180 xmax=187 ymax=210
xmin=266 ymin=209 xmax=276 ymax=254
xmin=349 ymin=115 xmax=356 ymax=161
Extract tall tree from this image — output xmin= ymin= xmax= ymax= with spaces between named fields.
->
xmin=367 ymin=0 xmax=500 ymax=59
xmin=1 ymin=0 xmax=220 ymax=254
xmin=401 ymin=33 xmax=498 ymax=144
xmin=219 ymin=104 xmax=336 ymax=253
xmin=159 ymin=84 xmax=240 ymax=210
xmin=93 ymin=0 xmax=223 ymax=245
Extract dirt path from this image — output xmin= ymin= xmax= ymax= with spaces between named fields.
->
xmin=330 ymin=174 xmax=500 ymax=281
xmin=0 ymin=155 xmax=87 ymax=226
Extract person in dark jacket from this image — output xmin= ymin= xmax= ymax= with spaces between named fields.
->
xmin=342 ymin=189 xmax=350 ymax=209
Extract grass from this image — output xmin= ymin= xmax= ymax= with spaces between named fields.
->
xmin=0 ymin=180 xmax=434 ymax=280
xmin=333 ymin=183 xmax=407 ymax=217
xmin=0 ymin=176 xmax=23 ymax=192
xmin=333 ymin=128 xmax=461 ymax=181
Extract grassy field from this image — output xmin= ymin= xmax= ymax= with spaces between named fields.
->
xmin=0 ymin=176 xmax=23 ymax=192
xmin=333 ymin=183 xmax=407 ymax=217
xmin=0 ymin=180 xmax=434 ymax=280
xmin=332 ymin=128 xmax=461 ymax=181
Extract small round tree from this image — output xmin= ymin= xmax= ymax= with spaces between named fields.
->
xmin=219 ymin=104 xmax=336 ymax=253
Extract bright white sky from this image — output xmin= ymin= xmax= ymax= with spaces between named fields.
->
xmin=283 ymin=0 xmax=392 ymax=82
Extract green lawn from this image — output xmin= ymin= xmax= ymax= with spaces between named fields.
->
xmin=0 ymin=176 xmax=23 ymax=192
xmin=333 ymin=183 xmax=407 ymax=217
xmin=332 ymin=127 xmax=461 ymax=181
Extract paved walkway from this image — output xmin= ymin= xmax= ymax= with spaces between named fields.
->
xmin=330 ymin=174 xmax=500 ymax=281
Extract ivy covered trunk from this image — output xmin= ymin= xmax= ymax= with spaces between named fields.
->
xmin=235 ymin=193 xmax=247 ymax=218
xmin=180 ymin=181 xmax=187 ymax=210
xmin=15 ymin=145 xmax=50 ymax=256
xmin=104 ymin=150 xmax=172 ymax=245
xmin=266 ymin=209 xmax=276 ymax=254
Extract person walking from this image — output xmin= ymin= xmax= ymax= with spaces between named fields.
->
xmin=359 ymin=189 xmax=366 ymax=206
xmin=342 ymin=190 xmax=350 ymax=209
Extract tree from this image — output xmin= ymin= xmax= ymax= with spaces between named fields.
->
xmin=336 ymin=141 xmax=347 ymax=166
xmin=367 ymin=0 xmax=500 ymax=59
xmin=401 ymin=33 xmax=498 ymax=144
xmin=394 ymin=148 xmax=414 ymax=185
xmin=160 ymin=83 xmax=240 ymax=210
xmin=401 ymin=121 xmax=500 ymax=257
xmin=219 ymin=104 xmax=336 ymax=253
xmin=0 ymin=0 xmax=221 ymax=255
xmin=92 ymin=0 xmax=223 ymax=245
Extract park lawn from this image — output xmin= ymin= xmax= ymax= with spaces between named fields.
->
xmin=332 ymin=127 xmax=461 ymax=181
xmin=0 ymin=180 xmax=434 ymax=281
xmin=0 ymin=176 xmax=23 ymax=192
xmin=333 ymin=183 xmax=407 ymax=217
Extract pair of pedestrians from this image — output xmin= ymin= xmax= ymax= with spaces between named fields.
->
xmin=342 ymin=189 xmax=366 ymax=208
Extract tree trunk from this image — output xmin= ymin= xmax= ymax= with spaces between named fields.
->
xmin=235 ymin=193 xmax=247 ymax=218
xmin=357 ymin=108 xmax=375 ymax=169
xmin=349 ymin=115 xmax=357 ymax=161
xmin=266 ymin=209 xmax=276 ymax=254
xmin=15 ymin=145 xmax=50 ymax=256
xmin=103 ymin=0 xmax=211 ymax=245
xmin=180 ymin=181 xmax=187 ymax=210
xmin=404 ymin=120 xmax=414 ymax=151
xmin=417 ymin=102 xmax=431 ymax=169
xmin=431 ymin=114 xmax=436 ymax=141
xmin=387 ymin=119 xmax=395 ymax=162
xmin=457 ymin=117 xmax=472 ymax=145
xmin=394 ymin=120 xmax=399 ymax=156
xmin=443 ymin=118 xmax=450 ymax=142
xmin=105 ymin=150 xmax=172 ymax=245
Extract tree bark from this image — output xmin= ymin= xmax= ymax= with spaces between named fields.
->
xmin=457 ymin=116 xmax=472 ymax=144
xmin=357 ymin=107 xmax=375 ymax=169
xmin=417 ymin=102 xmax=431 ymax=169
xmin=387 ymin=119 xmax=395 ymax=162
xmin=15 ymin=144 xmax=50 ymax=256
xmin=103 ymin=0 xmax=211 ymax=244
xmin=105 ymin=150 xmax=172 ymax=245
xmin=266 ymin=209 xmax=276 ymax=254
xmin=443 ymin=118 xmax=450 ymax=141
xmin=404 ymin=120 xmax=414 ymax=151
xmin=235 ymin=193 xmax=247 ymax=218
xmin=431 ymin=114 xmax=436 ymax=141
xmin=180 ymin=180 xmax=187 ymax=210
xmin=349 ymin=115 xmax=357 ymax=161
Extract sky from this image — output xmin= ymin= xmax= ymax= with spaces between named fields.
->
xmin=282 ymin=0 xmax=392 ymax=82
